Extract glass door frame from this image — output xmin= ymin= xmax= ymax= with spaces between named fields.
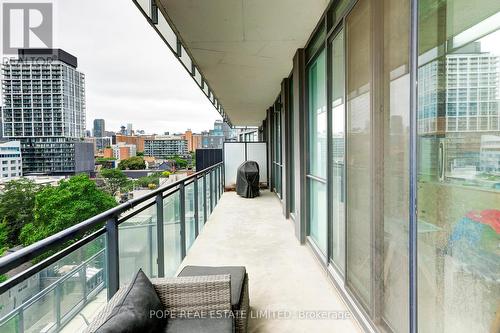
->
xmin=305 ymin=34 xmax=329 ymax=261
xmin=326 ymin=23 xmax=347 ymax=280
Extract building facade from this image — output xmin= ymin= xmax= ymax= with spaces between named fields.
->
xmin=112 ymin=142 xmax=137 ymax=160
xmin=1 ymin=49 xmax=94 ymax=175
xmin=144 ymin=138 xmax=188 ymax=158
xmin=0 ymin=141 xmax=22 ymax=179
xmin=93 ymin=118 xmax=105 ymax=137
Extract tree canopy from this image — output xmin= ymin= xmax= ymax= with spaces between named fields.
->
xmin=118 ymin=156 xmax=146 ymax=170
xmin=170 ymin=155 xmax=188 ymax=169
xmin=99 ymin=168 xmax=132 ymax=196
xmin=19 ymin=174 xmax=117 ymax=246
xmin=0 ymin=179 xmax=40 ymax=249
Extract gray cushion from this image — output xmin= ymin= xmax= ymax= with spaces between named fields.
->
xmin=96 ymin=269 xmax=165 ymax=333
xmin=165 ymin=318 xmax=234 ymax=333
xmin=177 ymin=266 xmax=246 ymax=307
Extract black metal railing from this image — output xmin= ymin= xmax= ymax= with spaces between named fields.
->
xmin=0 ymin=162 xmax=224 ymax=333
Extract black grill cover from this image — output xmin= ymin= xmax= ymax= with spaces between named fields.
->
xmin=236 ymin=161 xmax=260 ymax=198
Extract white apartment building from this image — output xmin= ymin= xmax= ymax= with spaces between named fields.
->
xmin=0 ymin=141 xmax=22 ymax=179
xmin=1 ymin=49 xmax=94 ymax=175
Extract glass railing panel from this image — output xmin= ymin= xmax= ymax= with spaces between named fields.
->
xmin=0 ymin=313 xmax=19 ymax=333
xmin=59 ymin=269 xmax=84 ymax=320
xmin=185 ymin=182 xmax=196 ymax=251
xmin=118 ymin=202 xmax=157 ymax=286
xmin=0 ymin=234 xmax=107 ymax=333
xmin=22 ymin=289 xmax=56 ymax=333
xmin=163 ymin=191 xmax=181 ymax=277
xmin=197 ymin=177 xmax=205 ymax=233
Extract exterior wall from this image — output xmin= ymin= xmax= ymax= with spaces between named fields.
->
xmin=115 ymin=134 xmax=153 ymax=152
xmin=201 ymin=135 xmax=224 ymax=148
xmin=103 ymin=148 xmax=113 ymax=158
xmin=74 ymin=141 xmax=95 ymax=173
xmin=93 ymin=119 xmax=105 ymax=137
xmin=192 ymin=134 xmax=203 ymax=150
xmin=144 ymin=139 xmax=188 ymax=158
xmin=183 ymin=130 xmax=194 ymax=152
xmin=0 ymin=141 xmax=22 ymax=179
xmin=1 ymin=50 xmax=87 ymax=175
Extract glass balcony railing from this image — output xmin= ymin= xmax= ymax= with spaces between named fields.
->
xmin=0 ymin=162 xmax=223 ymax=333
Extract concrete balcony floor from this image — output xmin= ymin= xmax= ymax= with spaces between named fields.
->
xmin=179 ymin=190 xmax=362 ymax=333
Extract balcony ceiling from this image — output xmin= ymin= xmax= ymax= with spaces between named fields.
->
xmin=158 ymin=0 xmax=329 ymax=126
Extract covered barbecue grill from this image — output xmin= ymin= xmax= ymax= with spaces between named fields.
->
xmin=236 ymin=161 xmax=260 ymax=198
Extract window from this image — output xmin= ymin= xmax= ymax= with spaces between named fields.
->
xmin=417 ymin=1 xmax=500 ymax=332
xmin=307 ymin=48 xmax=327 ymax=253
xmin=329 ymin=29 xmax=346 ymax=273
xmin=346 ymin=0 xmax=372 ymax=308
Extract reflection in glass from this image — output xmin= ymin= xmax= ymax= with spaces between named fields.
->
xmin=308 ymin=48 xmax=328 ymax=254
xmin=185 ymin=182 xmax=196 ymax=251
xmin=330 ymin=29 xmax=346 ymax=273
xmin=418 ymin=1 xmax=500 ymax=332
xmin=346 ymin=0 xmax=372 ymax=308
xmin=119 ymin=203 xmax=157 ymax=284
xmin=164 ymin=192 xmax=181 ymax=277
xmin=382 ymin=0 xmax=410 ymax=330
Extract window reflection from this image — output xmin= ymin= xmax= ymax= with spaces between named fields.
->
xmin=418 ymin=2 xmax=500 ymax=331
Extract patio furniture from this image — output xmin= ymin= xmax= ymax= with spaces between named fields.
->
xmin=84 ymin=270 xmax=234 ymax=333
xmin=178 ymin=266 xmax=249 ymax=333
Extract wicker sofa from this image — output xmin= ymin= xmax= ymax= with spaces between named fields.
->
xmin=85 ymin=274 xmax=234 ymax=333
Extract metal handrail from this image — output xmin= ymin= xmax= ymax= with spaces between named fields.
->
xmin=0 ymin=162 xmax=222 ymax=275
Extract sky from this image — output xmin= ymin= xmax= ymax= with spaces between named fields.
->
xmin=52 ymin=0 xmax=221 ymax=134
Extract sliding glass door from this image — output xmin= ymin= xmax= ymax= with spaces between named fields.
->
xmin=307 ymin=49 xmax=328 ymax=254
xmin=417 ymin=1 xmax=500 ymax=332
xmin=329 ymin=29 xmax=346 ymax=273
xmin=345 ymin=0 xmax=372 ymax=308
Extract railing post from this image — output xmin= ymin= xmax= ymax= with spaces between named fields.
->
xmin=106 ymin=216 xmax=119 ymax=299
xmin=203 ymin=173 xmax=207 ymax=224
xmin=148 ymin=220 xmax=154 ymax=277
xmin=209 ymin=171 xmax=213 ymax=213
xmin=179 ymin=183 xmax=187 ymax=260
xmin=55 ymin=283 xmax=61 ymax=328
xmin=81 ymin=263 xmax=87 ymax=303
xmin=194 ymin=178 xmax=199 ymax=238
xmin=222 ymin=163 xmax=225 ymax=194
xmin=156 ymin=194 xmax=165 ymax=278
xmin=18 ymin=307 xmax=24 ymax=333
xmin=219 ymin=165 xmax=223 ymax=198
xmin=214 ymin=168 xmax=218 ymax=206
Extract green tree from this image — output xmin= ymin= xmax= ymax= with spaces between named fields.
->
xmin=0 ymin=179 xmax=40 ymax=248
xmin=118 ymin=156 xmax=146 ymax=170
xmin=170 ymin=155 xmax=188 ymax=169
xmin=99 ymin=168 xmax=131 ymax=196
xmin=136 ymin=151 xmax=144 ymax=157
xmin=0 ymin=220 xmax=9 ymax=255
xmin=20 ymin=174 xmax=117 ymax=246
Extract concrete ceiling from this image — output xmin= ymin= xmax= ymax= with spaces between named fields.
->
xmin=158 ymin=0 xmax=329 ymax=126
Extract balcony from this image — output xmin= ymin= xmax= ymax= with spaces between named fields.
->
xmin=0 ymin=162 xmax=360 ymax=332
